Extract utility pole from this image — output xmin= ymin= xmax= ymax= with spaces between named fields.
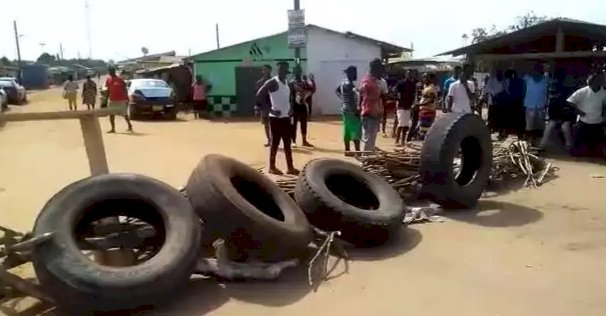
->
xmin=215 ymin=23 xmax=220 ymax=49
xmin=13 ymin=20 xmax=22 ymax=83
xmin=85 ymin=0 xmax=92 ymax=59
xmin=293 ymin=0 xmax=300 ymax=64
xmin=59 ymin=43 xmax=64 ymax=60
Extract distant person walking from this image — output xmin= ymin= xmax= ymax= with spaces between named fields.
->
xmin=359 ymin=58 xmax=384 ymax=152
xmin=105 ymin=67 xmax=133 ymax=133
xmin=63 ymin=75 xmax=79 ymax=111
xmin=417 ymin=73 xmax=438 ymax=140
xmin=192 ymin=75 xmax=210 ymax=119
xmin=256 ymin=61 xmax=299 ymax=175
xmin=82 ymin=75 xmax=97 ymax=110
xmin=442 ymin=65 xmax=462 ymax=111
xmin=336 ymin=66 xmax=361 ymax=152
xmin=523 ymin=62 xmax=548 ymax=146
xmin=255 ymin=64 xmax=273 ymax=147
xmin=306 ymin=74 xmax=316 ymax=118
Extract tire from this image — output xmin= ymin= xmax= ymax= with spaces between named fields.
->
xmin=166 ymin=107 xmax=178 ymax=120
xmin=186 ymin=154 xmax=312 ymax=261
xmin=32 ymin=173 xmax=201 ymax=313
xmin=127 ymin=104 xmax=139 ymax=119
xmin=420 ymin=113 xmax=492 ymax=209
xmin=294 ymin=159 xmax=405 ymax=246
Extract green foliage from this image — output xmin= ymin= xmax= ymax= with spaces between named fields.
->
xmin=467 ymin=11 xmax=548 ymax=45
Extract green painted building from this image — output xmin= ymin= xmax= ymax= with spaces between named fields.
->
xmin=192 ymin=31 xmax=307 ymax=117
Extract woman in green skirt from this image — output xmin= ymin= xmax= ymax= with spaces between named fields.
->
xmin=336 ymin=66 xmax=361 ymax=152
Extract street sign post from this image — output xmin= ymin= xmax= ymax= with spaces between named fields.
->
xmin=287 ymin=9 xmax=306 ymax=49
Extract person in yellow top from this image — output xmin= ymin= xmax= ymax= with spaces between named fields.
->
xmin=63 ymin=75 xmax=79 ymax=111
xmin=417 ymin=73 xmax=438 ymax=140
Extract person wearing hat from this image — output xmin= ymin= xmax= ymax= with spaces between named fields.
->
xmin=256 ymin=61 xmax=299 ymax=175
xmin=105 ymin=66 xmax=133 ymax=133
xmin=336 ymin=66 xmax=361 ymax=152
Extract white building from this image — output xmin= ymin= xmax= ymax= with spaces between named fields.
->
xmin=192 ymin=25 xmax=410 ymax=117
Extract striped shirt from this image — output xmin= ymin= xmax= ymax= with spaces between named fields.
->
xmin=338 ymin=80 xmax=358 ymax=114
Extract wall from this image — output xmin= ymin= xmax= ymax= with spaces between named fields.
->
xmin=306 ymin=27 xmax=381 ymax=115
xmin=193 ymin=32 xmax=307 ymax=116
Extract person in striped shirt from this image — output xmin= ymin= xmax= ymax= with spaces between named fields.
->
xmin=336 ymin=66 xmax=361 ymax=152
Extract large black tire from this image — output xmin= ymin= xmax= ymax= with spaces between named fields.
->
xmin=186 ymin=154 xmax=312 ymax=261
xmin=294 ymin=159 xmax=405 ymax=246
xmin=32 ymin=173 xmax=201 ymax=313
xmin=420 ymin=113 xmax=492 ymax=209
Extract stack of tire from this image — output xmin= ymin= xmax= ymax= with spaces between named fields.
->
xmin=29 ymin=113 xmax=491 ymax=314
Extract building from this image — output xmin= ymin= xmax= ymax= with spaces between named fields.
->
xmin=438 ymin=18 xmax=606 ymax=85
xmin=192 ymin=25 xmax=409 ymax=117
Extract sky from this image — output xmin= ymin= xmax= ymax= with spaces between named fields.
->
xmin=1 ymin=0 xmax=605 ymax=62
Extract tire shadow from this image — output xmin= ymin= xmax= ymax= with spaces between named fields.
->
xmin=346 ymin=227 xmax=422 ymax=261
xmin=218 ymin=265 xmax=311 ymax=307
xmin=444 ymin=200 xmax=543 ymax=228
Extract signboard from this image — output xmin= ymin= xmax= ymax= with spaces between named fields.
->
xmin=287 ymin=10 xmax=306 ymax=48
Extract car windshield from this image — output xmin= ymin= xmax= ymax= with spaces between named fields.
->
xmin=134 ymin=80 xmax=169 ymax=88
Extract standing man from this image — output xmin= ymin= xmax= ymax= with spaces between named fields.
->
xmin=290 ymin=65 xmax=313 ymax=147
xmin=523 ymin=62 xmax=548 ymax=146
xmin=567 ymin=73 xmax=606 ymax=157
xmin=106 ymin=67 xmax=133 ymax=133
xmin=443 ymin=66 xmax=462 ymax=111
xmin=447 ymin=63 xmax=476 ymax=114
xmin=395 ymin=70 xmax=416 ymax=146
xmin=306 ymin=74 xmax=316 ymax=118
xmin=359 ymin=58 xmax=384 ymax=152
xmin=256 ymin=61 xmax=299 ymax=175
xmin=82 ymin=74 xmax=98 ymax=110
xmin=63 ymin=75 xmax=79 ymax=111
xmin=336 ymin=66 xmax=361 ymax=152
xmin=255 ymin=64 xmax=273 ymax=147
xmin=539 ymin=68 xmax=575 ymax=151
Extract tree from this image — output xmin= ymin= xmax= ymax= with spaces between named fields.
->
xmin=0 ymin=56 xmax=11 ymax=66
xmin=37 ymin=52 xmax=56 ymax=64
xmin=509 ymin=11 xmax=547 ymax=31
xmin=466 ymin=11 xmax=548 ymax=45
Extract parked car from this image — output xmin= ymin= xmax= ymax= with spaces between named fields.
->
xmin=127 ymin=79 xmax=177 ymax=119
xmin=0 ymin=77 xmax=27 ymax=104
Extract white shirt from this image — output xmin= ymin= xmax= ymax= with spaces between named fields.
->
xmin=448 ymin=80 xmax=476 ymax=113
xmin=567 ymin=86 xmax=606 ymax=124
xmin=268 ymin=77 xmax=291 ymax=118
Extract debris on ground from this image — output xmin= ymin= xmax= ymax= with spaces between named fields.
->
xmin=403 ymin=206 xmax=445 ymax=224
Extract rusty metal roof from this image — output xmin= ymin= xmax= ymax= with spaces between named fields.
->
xmin=438 ymin=18 xmax=606 ymax=57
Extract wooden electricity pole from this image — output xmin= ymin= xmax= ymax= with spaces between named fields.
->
xmin=13 ymin=21 xmax=22 ymax=83
xmin=293 ymin=0 xmax=301 ymax=64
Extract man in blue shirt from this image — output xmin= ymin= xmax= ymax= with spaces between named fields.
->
xmin=442 ymin=66 xmax=462 ymax=111
xmin=523 ymin=62 xmax=548 ymax=146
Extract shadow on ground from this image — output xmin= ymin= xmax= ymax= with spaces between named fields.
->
xmin=445 ymin=200 xmax=543 ymax=228
xmin=347 ymin=227 xmax=422 ymax=261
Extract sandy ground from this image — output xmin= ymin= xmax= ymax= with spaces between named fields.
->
xmin=1 ymin=87 xmax=606 ymax=316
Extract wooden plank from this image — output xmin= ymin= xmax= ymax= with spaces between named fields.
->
xmin=0 ymin=109 xmax=112 ymax=122
xmin=78 ymin=115 xmax=109 ymax=176
xmin=477 ymin=51 xmax=606 ymax=61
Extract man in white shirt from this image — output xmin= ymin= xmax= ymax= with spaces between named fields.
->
xmin=447 ymin=64 xmax=476 ymax=114
xmin=567 ymin=73 xmax=606 ymax=157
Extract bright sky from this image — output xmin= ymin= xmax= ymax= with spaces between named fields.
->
xmin=2 ymin=0 xmax=605 ymax=62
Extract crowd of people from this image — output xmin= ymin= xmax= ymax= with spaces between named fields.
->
xmin=62 ymin=67 xmax=133 ymax=133
xmin=483 ymin=62 xmax=606 ymax=157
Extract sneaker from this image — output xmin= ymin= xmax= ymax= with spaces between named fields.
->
xmin=268 ymin=167 xmax=283 ymax=175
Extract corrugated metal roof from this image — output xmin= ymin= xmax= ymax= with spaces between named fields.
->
xmin=438 ymin=18 xmax=606 ymax=57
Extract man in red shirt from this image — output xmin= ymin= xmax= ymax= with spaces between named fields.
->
xmin=359 ymin=58 xmax=384 ymax=151
xmin=105 ymin=67 xmax=133 ymax=133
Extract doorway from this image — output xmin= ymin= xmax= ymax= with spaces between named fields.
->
xmin=235 ymin=66 xmax=264 ymax=117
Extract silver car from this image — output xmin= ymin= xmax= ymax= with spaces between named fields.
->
xmin=0 ymin=77 xmax=27 ymax=104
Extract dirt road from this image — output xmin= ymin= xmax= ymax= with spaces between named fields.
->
xmin=1 ymin=87 xmax=606 ymax=316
